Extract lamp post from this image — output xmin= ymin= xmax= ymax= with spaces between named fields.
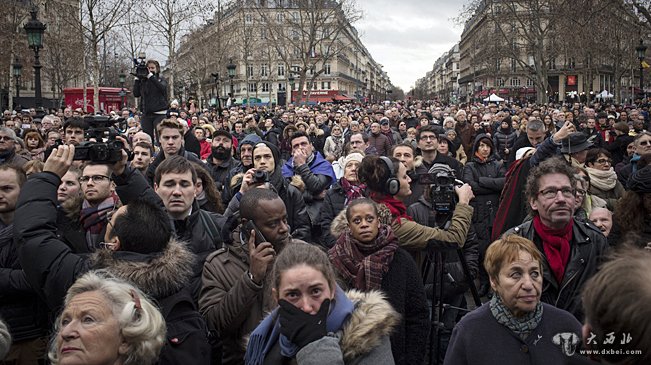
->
xmin=288 ymin=75 xmax=295 ymax=105
xmin=636 ymin=39 xmax=647 ymax=100
xmin=227 ymin=59 xmax=236 ymax=105
xmin=211 ymin=72 xmax=220 ymax=109
xmin=12 ymin=58 xmax=22 ymax=107
xmin=118 ymin=73 xmax=126 ymax=109
xmin=24 ymin=6 xmax=46 ymax=113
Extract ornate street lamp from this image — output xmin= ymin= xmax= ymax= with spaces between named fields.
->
xmin=24 ymin=6 xmax=46 ymax=112
xmin=12 ymin=58 xmax=22 ymax=104
xmin=288 ymin=75 xmax=295 ymax=105
xmin=636 ymin=39 xmax=647 ymax=100
xmin=227 ymin=59 xmax=236 ymax=101
xmin=118 ymin=73 xmax=126 ymax=109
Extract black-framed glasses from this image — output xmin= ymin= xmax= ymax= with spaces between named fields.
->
xmin=575 ymin=189 xmax=586 ymax=197
xmin=78 ymin=175 xmax=111 ymax=184
xmin=595 ymin=158 xmax=612 ymax=165
xmin=539 ymin=187 xmax=575 ymax=199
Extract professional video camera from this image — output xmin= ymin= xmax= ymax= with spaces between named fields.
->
xmin=73 ymin=116 xmax=128 ymax=163
xmin=132 ymin=52 xmax=148 ymax=80
xmin=418 ymin=164 xmax=463 ymax=215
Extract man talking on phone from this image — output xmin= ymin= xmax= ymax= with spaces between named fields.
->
xmin=200 ymin=188 xmax=302 ymax=365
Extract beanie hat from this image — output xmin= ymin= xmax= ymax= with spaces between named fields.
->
xmin=343 ymin=152 xmax=364 ymax=168
xmin=627 ymin=166 xmax=651 ymax=193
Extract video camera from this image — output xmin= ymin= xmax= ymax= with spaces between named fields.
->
xmin=418 ymin=164 xmax=463 ymax=215
xmin=73 ymin=116 xmax=128 ymax=163
xmin=132 ymin=52 xmax=148 ymax=80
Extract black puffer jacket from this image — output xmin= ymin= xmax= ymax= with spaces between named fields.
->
xmin=505 ymin=218 xmax=609 ymax=321
xmin=462 ymin=134 xmax=506 ymax=243
xmin=492 ymin=126 xmax=517 ymax=162
xmin=319 ymin=180 xmax=347 ymax=248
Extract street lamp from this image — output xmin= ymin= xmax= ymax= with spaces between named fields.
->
xmin=211 ymin=72 xmax=220 ymax=109
xmin=636 ymin=38 xmax=647 ymax=100
xmin=12 ymin=58 xmax=22 ymax=107
xmin=288 ymin=75 xmax=295 ymax=105
xmin=24 ymin=6 xmax=46 ymax=113
xmin=227 ymin=59 xmax=236 ymax=104
xmin=118 ymin=73 xmax=126 ymax=109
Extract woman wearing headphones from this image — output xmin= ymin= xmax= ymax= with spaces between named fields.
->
xmin=356 ymin=155 xmax=475 ymax=250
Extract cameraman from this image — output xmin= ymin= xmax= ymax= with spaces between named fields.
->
xmin=133 ymin=60 xmax=168 ymax=142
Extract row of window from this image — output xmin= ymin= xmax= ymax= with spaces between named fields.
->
xmin=245 ymin=81 xmax=332 ymax=92
xmin=245 ymin=64 xmax=331 ymax=77
xmin=495 ymin=78 xmax=536 ymax=87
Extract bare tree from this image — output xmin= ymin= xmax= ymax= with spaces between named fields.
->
xmin=253 ymin=0 xmax=362 ymax=104
xmin=0 ymin=1 xmax=30 ymax=110
xmin=80 ymin=0 xmax=133 ymax=112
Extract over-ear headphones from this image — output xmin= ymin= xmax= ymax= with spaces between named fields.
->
xmin=379 ymin=156 xmax=400 ymax=195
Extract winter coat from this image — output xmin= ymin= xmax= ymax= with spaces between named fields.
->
xmin=367 ymin=133 xmax=391 ymax=156
xmin=257 ymin=290 xmax=399 ymax=365
xmin=505 ymin=218 xmax=609 ymax=321
xmin=455 ymin=122 xmax=476 ymax=157
xmin=462 ymin=135 xmax=506 ymax=244
xmin=307 ymin=128 xmax=326 ymax=156
xmin=0 ymin=151 xmax=29 ymax=169
xmin=319 ymin=180 xmax=348 ymax=248
xmin=507 ymin=133 xmax=534 ymax=166
xmin=323 ymin=135 xmax=345 ymax=160
xmin=444 ymin=303 xmax=582 ymax=365
xmin=492 ymin=127 xmax=517 ymax=161
xmin=0 ymin=319 xmax=9 ymax=360
xmin=207 ymin=156 xmax=242 ymax=192
xmin=200 ymin=230 xmax=308 ymax=365
xmin=113 ymin=166 xmax=225 ymax=300
xmin=133 ymin=74 xmax=168 ymax=114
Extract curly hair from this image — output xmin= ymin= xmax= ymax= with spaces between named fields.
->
xmin=49 ymin=271 xmax=165 ymax=365
xmin=524 ymin=156 xmax=577 ymax=215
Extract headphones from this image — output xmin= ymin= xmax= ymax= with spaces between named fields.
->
xmin=379 ymin=156 xmax=400 ymax=195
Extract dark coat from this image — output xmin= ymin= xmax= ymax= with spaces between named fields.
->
xmin=145 ymin=147 xmax=204 ymax=186
xmin=319 ymin=180 xmax=347 ymax=248
xmin=184 ymin=130 xmax=202 ymax=157
xmin=492 ymin=127 xmax=517 ymax=162
xmin=133 ymin=74 xmax=168 ymax=114
xmin=206 ymin=156 xmax=241 ymax=192
xmin=367 ymin=132 xmax=392 ymax=156
xmin=462 ymin=135 xmax=506 ymax=244
xmin=507 ymin=133 xmax=534 ymax=166
xmin=505 ymin=218 xmax=609 ymax=321
xmin=444 ymin=303 xmax=582 ymax=365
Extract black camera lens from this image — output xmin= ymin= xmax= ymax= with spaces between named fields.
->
xmin=253 ymin=170 xmax=269 ymax=183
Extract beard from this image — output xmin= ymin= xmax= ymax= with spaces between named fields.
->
xmin=211 ymin=146 xmax=232 ymax=160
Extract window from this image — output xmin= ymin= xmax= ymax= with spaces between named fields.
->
xmin=247 ymin=65 xmax=254 ymax=77
xmin=277 ymin=13 xmax=284 ymax=22
xmin=293 ymin=46 xmax=301 ymax=56
xmin=324 ymin=64 xmax=331 ymax=75
xmin=292 ymin=29 xmax=299 ymax=40
xmin=261 ymin=28 xmax=267 ymax=39
xmin=292 ymin=65 xmax=300 ymax=74
xmin=526 ymin=78 xmax=534 ymax=87
xmin=511 ymin=58 xmax=517 ymax=72
xmin=261 ymin=82 xmax=270 ymax=92
xmin=249 ymin=83 xmax=258 ymax=92
xmin=278 ymin=83 xmax=286 ymax=91
xmin=496 ymin=59 xmax=501 ymax=71
xmin=321 ymin=81 xmax=331 ymax=89
xmin=510 ymin=78 xmax=521 ymax=87
xmin=278 ymin=64 xmax=285 ymax=76
xmin=261 ymin=64 xmax=268 ymax=77
xmin=245 ymin=14 xmax=253 ymax=24
xmin=497 ymin=78 xmax=505 ymax=87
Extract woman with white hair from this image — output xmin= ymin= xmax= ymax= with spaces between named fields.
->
xmin=50 ymin=271 xmax=166 ymax=365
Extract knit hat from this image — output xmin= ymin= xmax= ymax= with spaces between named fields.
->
xmin=516 ymin=147 xmax=536 ymax=161
xmin=343 ymin=152 xmax=364 ymax=168
xmin=239 ymin=133 xmax=261 ymax=149
xmin=627 ymin=166 xmax=651 ymax=193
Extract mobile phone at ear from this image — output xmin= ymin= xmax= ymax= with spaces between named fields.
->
xmin=242 ymin=221 xmax=267 ymax=245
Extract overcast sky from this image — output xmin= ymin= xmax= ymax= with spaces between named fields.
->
xmin=355 ymin=0 xmax=466 ymax=92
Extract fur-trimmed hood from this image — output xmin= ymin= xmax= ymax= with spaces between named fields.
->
xmin=89 ymin=238 xmax=195 ymax=299
xmin=330 ymin=204 xmax=392 ymax=240
xmin=339 ymin=289 xmax=400 ymax=361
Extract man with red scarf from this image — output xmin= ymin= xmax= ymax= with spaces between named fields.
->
xmin=504 ymin=157 xmax=608 ymax=321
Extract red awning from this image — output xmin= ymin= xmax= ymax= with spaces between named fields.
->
xmin=498 ymin=88 xmax=509 ymax=95
xmin=478 ymin=90 xmax=489 ymax=97
xmin=333 ymin=94 xmax=355 ymax=101
xmin=301 ymin=95 xmax=333 ymax=103
xmin=525 ymin=87 xmax=536 ymax=94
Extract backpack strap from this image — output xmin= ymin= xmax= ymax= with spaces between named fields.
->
xmin=199 ymin=209 xmax=222 ymax=249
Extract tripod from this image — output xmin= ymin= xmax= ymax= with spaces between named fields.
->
xmin=423 ymin=215 xmax=481 ymax=365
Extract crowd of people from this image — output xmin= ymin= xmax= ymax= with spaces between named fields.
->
xmin=1 ymin=59 xmax=651 ymax=365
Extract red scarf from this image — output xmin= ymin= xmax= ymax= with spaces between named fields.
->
xmin=474 ymin=151 xmax=488 ymax=163
xmin=533 ymin=215 xmax=573 ymax=284
xmin=369 ymin=192 xmax=412 ymax=223
xmin=340 ymin=178 xmax=366 ymax=203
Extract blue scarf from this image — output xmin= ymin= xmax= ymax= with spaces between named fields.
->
xmin=282 ymin=151 xmax=337 ymax=186
xmin=245 ymin=285 xmax=354 ymax=365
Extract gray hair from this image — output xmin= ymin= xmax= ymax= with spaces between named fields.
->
xmin=0 ymin=127 xmax=17 ymax=141
xmin=526 ymin=119 xmax=545 ymax=132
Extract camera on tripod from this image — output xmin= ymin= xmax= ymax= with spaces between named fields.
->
xmin=418 ymin=165 xmax=462 ymax=215
xmin=73 ymin=116 xmax=128 ymax=163
xmin=133 ymin=52 xmax=148 ymax=80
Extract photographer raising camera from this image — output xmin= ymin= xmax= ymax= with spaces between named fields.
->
xmin=133 ymin=59 xmax=168 ymax=143
xmin=357 ymin=155 xmax=475 ymax=250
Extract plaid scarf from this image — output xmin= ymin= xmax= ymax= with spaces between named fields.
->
xmin=340 ymin=178 xmax=365 ymax=204
xmin=329 ymin=224 xmax=399 ymax=291
xmin=79 ymin=193 xmax=119 ymax=251
xmin=490 ymin=293 xmax=543 ymax=340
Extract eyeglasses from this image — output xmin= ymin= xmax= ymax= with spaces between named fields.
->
xmin=0 ymin=136 xmax=14 ymax=142
xmin=575 ymin=188 xmax=586 ymax=197
xmin=595 ymin=158 xmax=612 ymax=165
xmin=78 ymin=175 xmax=111 ymax=184
xmin=538 ymin=187 xmax=575 ymax=199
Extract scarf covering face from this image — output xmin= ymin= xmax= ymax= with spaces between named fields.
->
xmin=489 ymin=292 xmax=543 ymax=340
xmin=340 ymin=178 xmax=365 ymax=204
xmin=79 ymin=193 xmax=119 ymax=251
xmin=533 ymin=215 xmax=573 ymax=284
xmin=585 ymin=166 xmax=617 ymax=191
xmin=369 ymin=191 xmax=412 ymax=223
xmin=329 ymin=224 xmax=399 ymax=291
xmin=244 ymin=285 xmax=354 ymax=365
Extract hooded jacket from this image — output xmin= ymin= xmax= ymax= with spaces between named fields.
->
xmin=462 ymin=134 xmax=506 ymax=243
